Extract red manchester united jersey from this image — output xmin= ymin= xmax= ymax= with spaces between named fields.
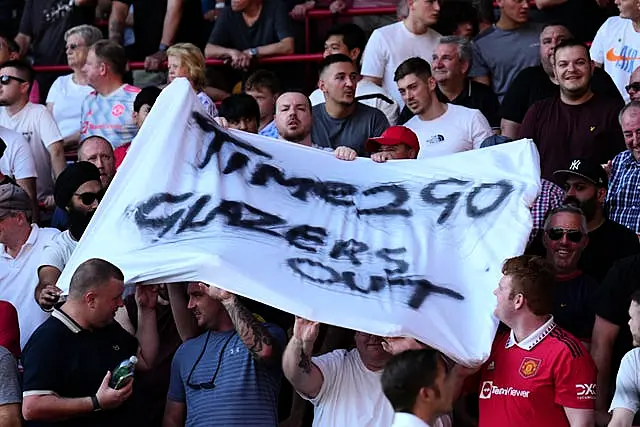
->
xmin=478 ymin=317 xmax=596 ymax=427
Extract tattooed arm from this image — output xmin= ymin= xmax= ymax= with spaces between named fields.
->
xmin=282 ymin=317 xmax=324 ymax=399
xmin=108 ymin=1 xmax=128 ymax=43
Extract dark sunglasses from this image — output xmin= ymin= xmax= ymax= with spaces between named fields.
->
xmin=66 ymin=43 xmax=85 ymax=51
xmin=74 ymin=189 xmax=104 ymax=205
xmin=186 ymin=331 xmax=236 ymax=390
xmin=626 ymin=82 xmax=640 ymax=93
xmin=0 ymin=75 xmax=26 ymax=85
xmin=546 ymin=227 xmax=583 ymax=243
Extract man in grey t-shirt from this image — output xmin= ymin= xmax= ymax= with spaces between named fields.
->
xmin=312 ymin=54 xmax=389 ymax=156
xmin=0 ymin=345 xmax=21 ymax=427
xmin=469 ymin=0 xmax=541 ymax=101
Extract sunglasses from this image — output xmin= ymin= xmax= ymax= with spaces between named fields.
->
xmin=186 ymin=331 xmax=236 ymax=390
xmin=74 ymin=190 xmax=104 ymax=205
xmin=626 ymin=82 xmax=640 ymax=93
xmin=66 ymin=43 xmax=85 ymax=51
xmin=0 ymin=75 xmax=26 ymax=85
xmin=546 ymin=227 xmax=583 ymax=243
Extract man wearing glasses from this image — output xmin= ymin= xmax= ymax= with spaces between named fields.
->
xmin=35 ymin=162 xmax=103 ymax=312
xmin=625 ymin=67 xmax=640 ymax=102
xmin=163 ymin=283 xmax=285 ymax=427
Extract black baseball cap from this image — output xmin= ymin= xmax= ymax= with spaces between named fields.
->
xmin=553 ymin=158 xmax=608 ymax=187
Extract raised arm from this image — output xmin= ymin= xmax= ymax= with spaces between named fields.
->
xmin=282 ymin=317 xmax=324 ymax=399
xmin=167 ymin=283 xmax=199 ymax=341
xmin=134 ymin=285 xmax=159 ymax=371
xmin=208 ymin=286 xmax=280 ymax=364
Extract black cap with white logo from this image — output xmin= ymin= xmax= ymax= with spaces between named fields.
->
xmin=553 ymin=158 xmax=608 ymax=187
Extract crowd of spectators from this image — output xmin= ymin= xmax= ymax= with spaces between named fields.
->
xmin=4 ymin=0 xmax=640 ymax=426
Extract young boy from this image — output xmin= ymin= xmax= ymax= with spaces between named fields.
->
xmin=244 ymin=70 xmax=281 ymax=138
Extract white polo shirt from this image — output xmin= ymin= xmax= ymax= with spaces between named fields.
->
xmin=0 ymin=103 xmax=63 ymax=201
xmin=0 ymin=225 xmax=60 ymax=348
xmin=38 ymin=230 xmax=77 ymax=273
xmin=392 ymin=413 xmax=431 ymax=427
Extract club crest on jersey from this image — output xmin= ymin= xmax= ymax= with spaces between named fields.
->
xmin=519 ymin=357 xmax=541 ymax=378
xmin=112 ymin=103 xmax=125 ymax=117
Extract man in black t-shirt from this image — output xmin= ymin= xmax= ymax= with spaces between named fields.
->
xmin=501 ymin=23 xmax=621 ymax=138
xmin=527 ymin=157 xmax=640 ymax=282
xmin=204 ymin=0 xmax=294 ymax=70
xmin=14 ymin=0 xmax=95 ymax=99
xmin=21 ymin=258 xmax=159 ymax=427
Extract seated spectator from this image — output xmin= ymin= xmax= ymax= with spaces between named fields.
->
xmin=382 ymin=349 xmax=456 ymax=427
xmin=244 ymin=69 xmax=281 ymax=138
xmin=501 ymin=23 xmax=621 ymax=138
xmin=115 ymin=86 xmax=162 ymax=168
xmin=432 ymin=1 xmax=479 ymax=39
xmin=591 ymin=4 xmax=640 ymax=102
xmin=80 ymin=40 xmax=141 ymax=149
xmin=274 ymin=91 xmax=315 ymax=147
xmin=365 ymin=125 xmax=420 ymax=163
xmin=204 ymin=0 xmax=294 ymax=72
xmin=0 ymin=60 xmax=66 ymax=217
xmin=398 ymin=36 xmax=500 ymax=129
xmin=608 ymin=290 xmax=640 ymax=426
xmin=35 ymin=162 xmax=103 ymax=311
xmin=543 ymin=205 xmax=598 ymax=346
xmin=14 ymin=0 xmax=96 ymax=100
xmin=163 ymin=283 xmax=285 ymax=426
xmin=0 ymin=126 xmax=38 ymax=220
xmin=0 ymin=182 xmax=59 ymax=348
xmin=312 ymin=54 xmax=390 ymax=155
xmin=47 ymin=25 xmax=104 ymax=151
xmin=218 ymin=93 xmax=261 ymax=133
xmin=310 ymin=24 xmax=400 ymax=125
xmin=109 ymin=0 xmax=205 ymax=87
xmin=468 ymin=0 xmax=542 ymax=100
xmin=0 ymin=301 xmax=20 ymax=358
xmin=22 ymin=259 xmax=159 ymax=425
xmin=534 ymin=0 xmax=604 ymax=43
xmin=79 ymin=136 xmax=116 ymax=189
xmin=0 ymin=33 xmax=39 ymax=104
xmin=167 ymin=43 xmax=217 ymax=117
xmin=394 ymin=57 xmax=492 ymax=159
xmin=626 ymin=66 xmax=640 ymax=102
xmin=0 ymin=343 xmax=21 ymax=427
xmin=361 ymin=0 xmax=441 ymax=107
xmin=607 ymin=101 xmax=640 ymax=234
xmin=519 ymin=40 xmax=625 ymax=180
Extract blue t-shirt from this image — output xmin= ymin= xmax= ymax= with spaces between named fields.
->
xmin=168 ymin=325 xmax=286 ymax=426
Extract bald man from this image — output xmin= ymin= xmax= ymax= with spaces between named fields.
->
xmin=274 ymin=92 xmax=314 ymax=147
xmin=78 ymin=136 xmax=116 ymax=188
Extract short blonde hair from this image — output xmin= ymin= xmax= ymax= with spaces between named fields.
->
xmin=167 ymin=43 xmax=207 ymax=91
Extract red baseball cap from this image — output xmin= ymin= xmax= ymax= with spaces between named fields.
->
xmin=365 ymin=126 xmax=420 ymax=154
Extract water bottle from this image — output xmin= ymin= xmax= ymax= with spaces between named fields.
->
xmin=109 ymin=356 xmax=138 ymax=390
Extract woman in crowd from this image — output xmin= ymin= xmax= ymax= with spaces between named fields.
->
xmin=166 ymin=43 xmax=218 ymax=117
xmin=46 ymin=25 xmax=103 ymax=150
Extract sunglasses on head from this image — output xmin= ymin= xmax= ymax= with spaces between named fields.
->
xmin=74 ymin=189 xmax=104 ymax=205
xmin=626 ymin=82 xmax=640 ymax=93
xmin=0 ymin=75 xmax=26 ymax=85
xmin=546 ymin=227 xmax=583 ymax=243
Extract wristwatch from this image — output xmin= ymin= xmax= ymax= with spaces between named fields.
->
xmin=91 ymin=395 xmax=102 ymax=412
xmin=249 ymin=48 xmax=258 ymax=57
xmin=159 ymin=43 xmax=169 ymax=52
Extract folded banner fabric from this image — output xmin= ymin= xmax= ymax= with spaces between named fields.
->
xmin=57 ymin=78 xmax=541 ymax=365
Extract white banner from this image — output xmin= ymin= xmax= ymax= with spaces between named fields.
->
xmin=58 ymin=78 xmax=541 ymax=365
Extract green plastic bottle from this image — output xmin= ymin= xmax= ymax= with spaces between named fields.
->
xmin=109 ymin=356 xmax=138 ymax=390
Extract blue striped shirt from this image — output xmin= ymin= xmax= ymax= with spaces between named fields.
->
xmin=168 ymin=325 xmax=285 ymax=426
xmin=607 ymin=150 xmax=640 ymax=233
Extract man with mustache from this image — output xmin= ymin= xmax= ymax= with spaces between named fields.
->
xmin=35 ymin=162 xmax=103 ymax=311
xmin=519 ymin=39 xmax=625 ymax=180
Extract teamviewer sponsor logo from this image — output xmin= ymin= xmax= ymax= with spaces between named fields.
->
xmin=576 ymin=384 xmax=596 ymax=400
xmin=479 ymin=381 xmax=530 ymax=399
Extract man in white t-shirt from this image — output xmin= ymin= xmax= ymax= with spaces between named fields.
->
xmin=0 ymin=60 xmax=66 ymax=207
xmin=394 ymin=57 xmax=492 ymax=159
xmin=360 ymin=0 xmax=442 ymax=106
xmin=310 ymin=24 xmax=400 ymax=125
xmin=590 ymin=2 xmax=640 ymax=102
xmin=0 ymin=125 xmax=38 ymax=220
xmin=80 ymin=40 xmax=141 ymax=148
xmin=282 ymin=317 xmax=451 ymax=427
xmin=35 ymin=162 xmax=103 ymax=311
xmin=608 ymin=290 xmax=640 ymax=426
xmin=0 ymin=183 xmax=59 ymax=348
